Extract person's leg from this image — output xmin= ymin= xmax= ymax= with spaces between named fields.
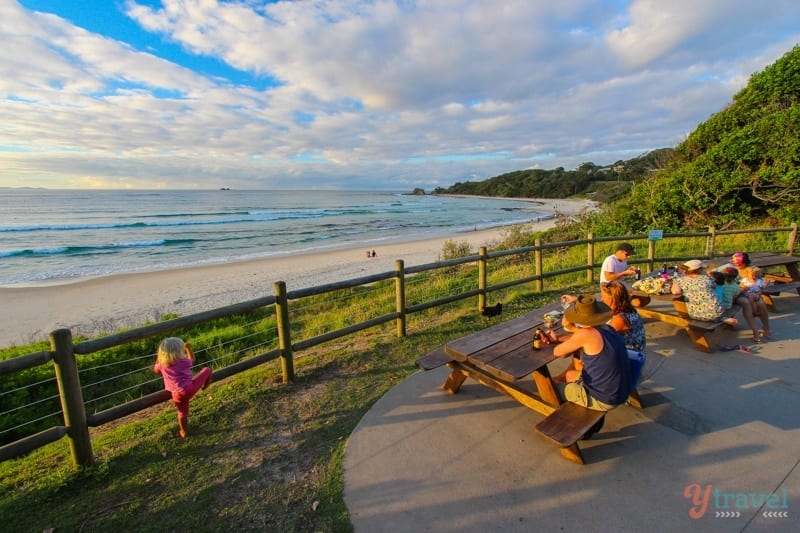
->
xmin=177 ymin=413 xmax=189 ymax=439
xmin=736 ymin=296 xmax=759 ymax=340
xmin=553 ymin=356 xmax=580 ymax=383
xmin=182 ymin=367 xmax=213 ymax=401
xmin=172 ymin=395 xmax=190 ymax=438
xmin=755 ymin=299 xmax=771 ymax=338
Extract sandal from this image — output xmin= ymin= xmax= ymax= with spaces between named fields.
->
xmin=759 ymin=330 xmax=771 ymax=341
xmin=752 ymin=332 xmax=761 ymax=344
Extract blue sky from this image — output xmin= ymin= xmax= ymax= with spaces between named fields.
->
xmin=2 ymin=1 xmax=799 ymax=190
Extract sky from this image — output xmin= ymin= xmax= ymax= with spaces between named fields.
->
xmin=1 ymin=1 xmax=799 ymax=191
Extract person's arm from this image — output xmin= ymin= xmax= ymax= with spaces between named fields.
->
xmin=554 ymin=327 xmax=588 ymax=358
xmin=608 ymin=313 xmax=629 ymax=334
xmin=185 ymin=342 xmax=195 ymax=362
xmin=671 ymin=279 xmax=683 ymax=295
xmin=603 ymin=267 xmax=636 ymax=283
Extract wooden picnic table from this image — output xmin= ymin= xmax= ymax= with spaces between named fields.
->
xmin=748 ymin=253 xmax=800 ymax=310
xmin=423 ymin=301 xmax=641 ymax=464
xmin=442 ymin=306 xmax=563 ymax=416
xmin=628 ymin=281 xmax=725 ymax=353
xmin=749 ymin=252 xmax=800 ymax=281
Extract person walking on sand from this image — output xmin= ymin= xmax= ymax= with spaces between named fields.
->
xmin=153 ymin=337 xmax=212 ymax=438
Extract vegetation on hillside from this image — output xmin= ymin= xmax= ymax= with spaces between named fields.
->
xmin=434 ymin=148 xmax=674 ymax=203
xmin=435 ymin=45 xmax=800 ymax=235
xmin=609 ymin=45 xmax=800 ymax=232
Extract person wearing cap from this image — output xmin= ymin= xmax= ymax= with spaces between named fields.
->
xmin=670 ymin=259 xmax=731 ymax=323
xmin=552 ymin=295 xmax=632 ymax=411
xmin=600 ymin=243 xmax=637 ymax=286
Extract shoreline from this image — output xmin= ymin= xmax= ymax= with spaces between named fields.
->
xmin=0 ymin=197 xmax=594 ymax=346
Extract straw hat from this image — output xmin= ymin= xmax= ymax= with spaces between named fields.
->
xmin=564 ymin=295 xmax=613 ymax=326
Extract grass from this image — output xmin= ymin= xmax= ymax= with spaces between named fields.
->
xmin=0 ymin=290 xmax=570 ymax=532
xmin=0 ymin=224 xmax=791 ymax=531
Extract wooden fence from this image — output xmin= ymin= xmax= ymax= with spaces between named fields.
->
xmin=1 ymin=224 xmax=796 ymax=467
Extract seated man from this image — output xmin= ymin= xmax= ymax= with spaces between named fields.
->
xmin=600 ymin=242 xmax=637 ymax=287
xmin=553 ymin=295 xmax=632 ymax=411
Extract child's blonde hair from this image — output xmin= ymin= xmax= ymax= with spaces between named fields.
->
xmin=157 ymin=337 xmax=187 ymax=366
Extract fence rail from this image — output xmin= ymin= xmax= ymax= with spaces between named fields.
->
xmin=1 ymin=223 xmax=796 ymax=466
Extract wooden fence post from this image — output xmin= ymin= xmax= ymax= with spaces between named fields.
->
xmin=274 ymin=281 xmax=294 ymax=383
xmin=49 ymin=328 xmax=93 ymax=467
xmin=478 ymin=247 xmax=488 ymax=310
xmin=788 ymin=223 xmax=797 ymax=255
xmin=647 ymin=240 xmax=656 ymax=274
xmin=395 ymin=260 xmax=406 ymax=338
xmin=706 ymin=226 xmax=716 ymax=259
xmin=587 ymin=233 xmax=595 ymax=283
xmin=534 ymin=239 xmax=543 ymax=292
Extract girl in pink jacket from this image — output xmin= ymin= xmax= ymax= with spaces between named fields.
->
xmin=154 ymin=337 xmax=212 ymax=438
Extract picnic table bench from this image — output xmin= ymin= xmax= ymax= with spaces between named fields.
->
xmin=415 ymin=301 xmax=642 ymax=465
xmin=628 ymin=286 xmax=727 ymax=353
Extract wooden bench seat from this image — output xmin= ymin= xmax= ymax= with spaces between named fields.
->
xmin=534 ymin=402 xmax=606 ymax=465
xmin=762 ymin=280 xmax=800 ymax=312
xmin=634 ymin=302 xmax=726 ymax=353
xmin=415 ymin=346 xmax=453 ymax=370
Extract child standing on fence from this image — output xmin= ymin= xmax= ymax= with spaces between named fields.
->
xmin=153 ymin=337 xmax=212 ymax=438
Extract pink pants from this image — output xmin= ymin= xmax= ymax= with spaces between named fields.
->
xmin=171 ymin=367 xmax=212 ymax=420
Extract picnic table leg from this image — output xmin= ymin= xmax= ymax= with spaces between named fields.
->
xmin=686 ymin=328 xmax=713 ymax=353
xmin=442 ymin=362 xmax=469 ymax=393
xmin=560 ymin=445 xmax=586 ymax=465
xmin=761 ymin=293 xmax=777 ymax=313
xmin=532 ymin=366 xmax=562 ymax=408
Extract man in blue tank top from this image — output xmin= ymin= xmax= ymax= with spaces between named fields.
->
xmin=553 ymin=295 xmax=632 ymax=411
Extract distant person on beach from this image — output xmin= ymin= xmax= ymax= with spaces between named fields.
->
xmin=372 ymin=250 xmax=377 ymax=258
xmin=600 ymin=243 xmax=637 ymax=286
xmin=153 ymin=337 xmax=212 ymax=438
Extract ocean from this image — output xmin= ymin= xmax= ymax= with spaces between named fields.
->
xmin=0 ymin=189 xmax=546 ymax=286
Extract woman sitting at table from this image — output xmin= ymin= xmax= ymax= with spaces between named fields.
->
xmin=732 ymin=252 xmax=772 ymax=341
xmin=670 ymin=259 xmax=739 ymax=326
xmin=552 ymin=295 xmax=631 ymax=412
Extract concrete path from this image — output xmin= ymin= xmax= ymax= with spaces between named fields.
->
xmin=344 ymin=294 xmax=800 ymax=532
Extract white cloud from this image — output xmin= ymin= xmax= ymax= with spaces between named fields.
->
xmin=0 ymin=0 xmax=799 ymax=189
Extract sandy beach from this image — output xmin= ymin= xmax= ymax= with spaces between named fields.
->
xmin=0 ymin=197 xmax=594 ymax=346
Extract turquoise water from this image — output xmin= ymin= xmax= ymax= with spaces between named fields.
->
xmin=0 ymin=189 xmax=545 ymax=285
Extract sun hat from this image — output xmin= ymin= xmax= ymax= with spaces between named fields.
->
xmin=617 ymin=243 xmax=635 ymax=255
xmin=683 ymin=259 xmax=706 ymax=271
xmin=564 ymin=295 xmax=613 ymax=326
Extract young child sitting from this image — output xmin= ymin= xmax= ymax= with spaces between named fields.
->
xmin=740 ymin=266 xmax=766 ymax=304
xmin=153 ymin=337 xmax=212 ymax=438
xmin=738 ymin=266 xmax=772 ymax=341
xmin=709 ymin=270 xmax=739 ymax=326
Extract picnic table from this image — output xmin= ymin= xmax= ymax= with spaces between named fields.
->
xmin=628 ymin=281 xmax=726 ymax=353
xmin=749 ymin=253 xmax=800 ymax=311
xmin=416 ymin=301 xmax=642 ymax=465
